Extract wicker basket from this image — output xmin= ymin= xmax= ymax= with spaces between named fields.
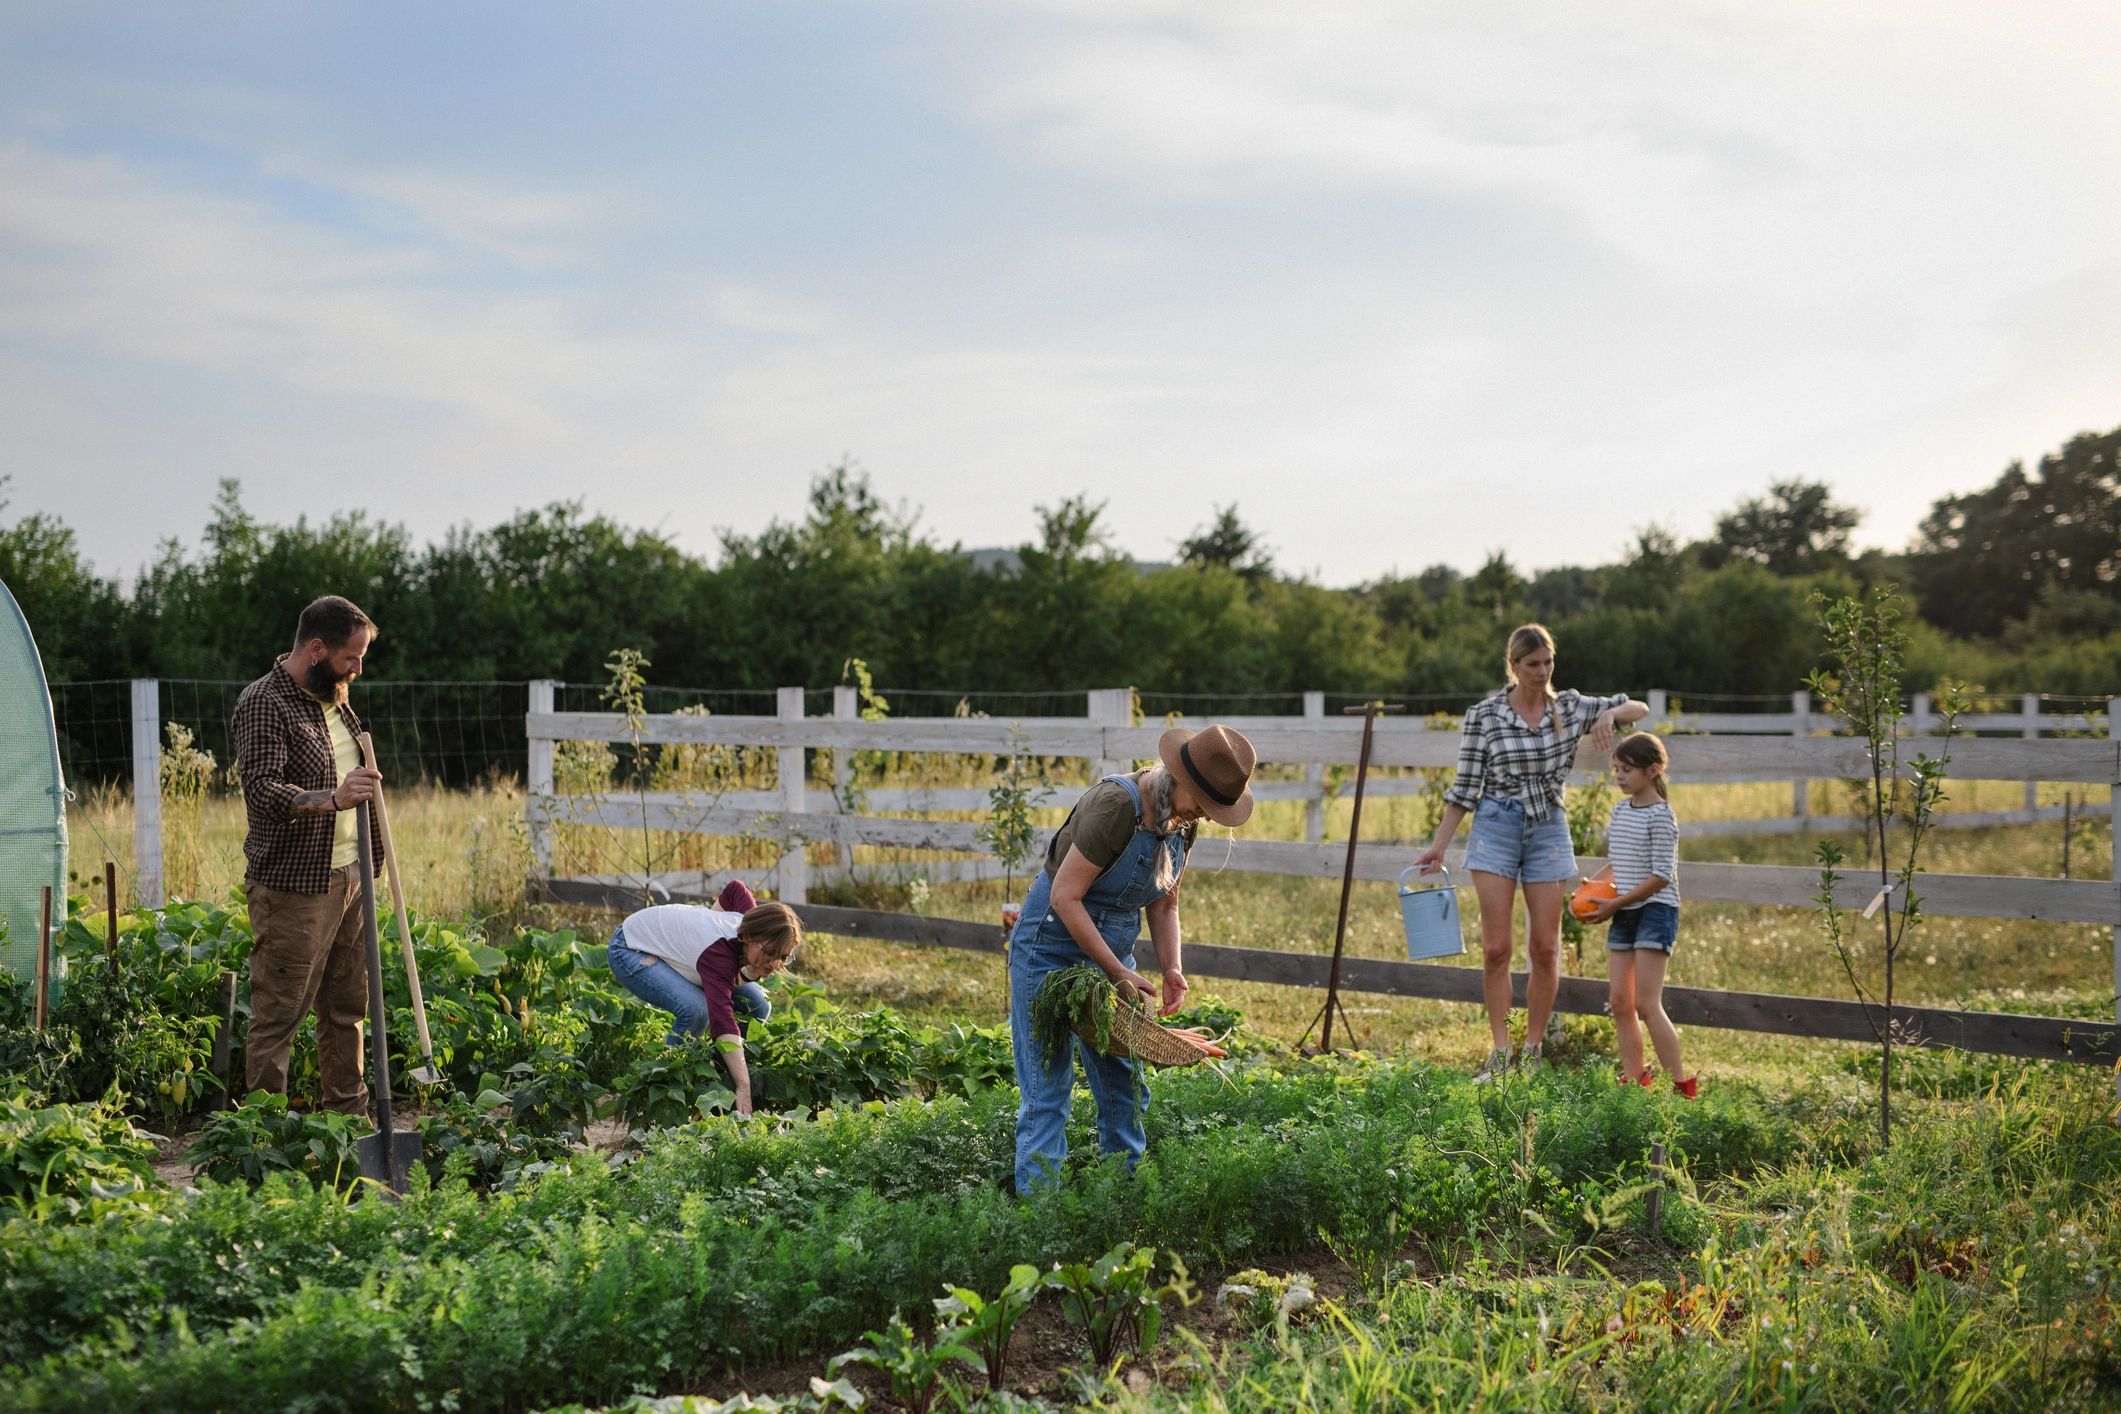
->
xmin=1073 ymin=996 xmax=1216 ymax=1068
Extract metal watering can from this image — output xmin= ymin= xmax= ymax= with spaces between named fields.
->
xmin=1397 ymin=865 xmax=1465 ymax=961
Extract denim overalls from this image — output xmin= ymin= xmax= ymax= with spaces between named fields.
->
xmin=1007 ymin=774 xmax=1189 ymax=1194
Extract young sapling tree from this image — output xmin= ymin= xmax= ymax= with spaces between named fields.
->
xmin=1806 ymin=585 xmax=1971 ymax=1145
xmin=978 ymin=725 xmax=1054 ymax=909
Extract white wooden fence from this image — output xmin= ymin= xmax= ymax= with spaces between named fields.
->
xmin=104 ymin=678 xmax=2109 ymax=900
xmin=523 ymin=684 xmax=2120 ymax=1069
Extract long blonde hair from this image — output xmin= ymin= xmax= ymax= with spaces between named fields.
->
xmin=1612 ymin=732 xmax=1671 ymax=802
xmin=1504 ymin=622 xmax=1557 ymax=697
xmin=1137 ymin=766 xmax=1189 ymax=893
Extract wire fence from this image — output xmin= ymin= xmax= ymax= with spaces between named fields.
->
xmin=56 ymin=679 xmax=539 ymax=791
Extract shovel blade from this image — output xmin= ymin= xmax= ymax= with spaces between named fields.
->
xmin=358 ymin=1128 xmax=424 ymax=1195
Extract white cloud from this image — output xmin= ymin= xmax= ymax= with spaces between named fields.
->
xmin=955 ymin=1 xmax=2121 ymax=308
xmin=0 ymin=140 xmax=658 ymax=434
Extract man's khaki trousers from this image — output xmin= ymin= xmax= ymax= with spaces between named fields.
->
xmin=244 ymin=864 xmax=371 ymax=1114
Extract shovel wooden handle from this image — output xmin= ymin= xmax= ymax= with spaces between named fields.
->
xmin=357 ymin=734 xmax=436 ymax=1065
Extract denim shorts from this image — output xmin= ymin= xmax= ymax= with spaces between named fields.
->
xmin=1607 ymin=903 xmax=1679 ymax=953
xmin=1463 ymin=797 xmax=1577 ymax=884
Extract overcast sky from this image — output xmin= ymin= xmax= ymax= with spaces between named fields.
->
xmin=4 ymin=3 xmax=2117 ymax=587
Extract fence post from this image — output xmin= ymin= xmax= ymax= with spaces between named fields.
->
xmin=1790 ymin=689 xmax=1809 ymax=824
xmin=130 ymin=679 xmax=163 ymax=907
xmin=2109 ymin=696 xmax=2119 ymax=1107
xmin=1646 ymin=688 xmax=1668 ymax=727
xmin=1911 ymin=692 xmax=1932 ymax=734
xmin=1090 ymin=688 xmax=1131 ymax=780
xmin=527 ymin=680 xmax=555 ymax=879
xmin=2023 ymin=693 xmax=2041 ymax=812
xmin=778 ymin=686 xmax=808 ymax=904
xmin=1303 ymin=691 xmax=1326 ymax=843
xmin=832 ymin=685 xmax=858 ymax=808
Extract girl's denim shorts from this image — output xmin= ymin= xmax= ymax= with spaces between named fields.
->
xmin=1606 ymin=902 xmax=1680 ymax=953
xmin=1463 ymin=796 xmax=1577 ymax=884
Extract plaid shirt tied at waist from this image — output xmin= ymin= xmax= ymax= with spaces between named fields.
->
xmin=232 ymin=655 xmax=385 ymax=894
xmin=1442 ymin=687 xmax=1632 ymax=824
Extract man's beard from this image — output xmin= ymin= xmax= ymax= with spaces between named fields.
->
xmin=303 ymin=657 xmax=351 ymax=705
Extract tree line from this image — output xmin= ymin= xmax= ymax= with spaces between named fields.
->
xmin=5 ymin=422 xmax=2117 ymax=703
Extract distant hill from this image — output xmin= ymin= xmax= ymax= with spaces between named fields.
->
xmin=961 ymin=547 xmax=1172 ymax=576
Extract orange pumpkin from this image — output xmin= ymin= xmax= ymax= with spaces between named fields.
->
xmin=1569 ymin=869 xmax=1617 ymax=921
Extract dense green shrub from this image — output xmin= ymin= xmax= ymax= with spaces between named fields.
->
xmin=415 ymin=1091 xmax=578 ymax=1191
xmin=184 ymin=1092 xmax=368 ymax=1191
xmin=0 ymin=1089 xmax=160 ymax=1224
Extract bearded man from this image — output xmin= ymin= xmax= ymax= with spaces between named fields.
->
xmin=231 ymin=595 xmax=386 ymax=1112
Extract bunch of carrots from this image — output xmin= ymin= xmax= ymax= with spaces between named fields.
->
xmin=1161 ymin=1025 xmax=1228 ymax=1060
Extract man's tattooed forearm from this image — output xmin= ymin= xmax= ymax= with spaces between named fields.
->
xmin=289 ymin=789 xmax=340 ymax=817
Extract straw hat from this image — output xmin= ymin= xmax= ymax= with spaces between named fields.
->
xmin=1158 ymin=723 xmax=1257 ymax=827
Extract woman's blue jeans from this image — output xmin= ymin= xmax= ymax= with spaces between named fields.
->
xmin=1008 ymin=925 xmax=1147 ymax=1194
xmin=607 ymin=925 xmax=769 ymax=1045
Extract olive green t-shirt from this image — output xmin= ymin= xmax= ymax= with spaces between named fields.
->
xmin=1042 ymin=780 xmax=1144 ymax=876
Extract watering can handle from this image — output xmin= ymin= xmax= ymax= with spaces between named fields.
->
xmin=1398 ymin=864 xmax=1451 ymax=893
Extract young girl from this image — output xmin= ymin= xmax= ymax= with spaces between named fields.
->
xmin=1582 ymin=734 xmax=1698 ymax=1098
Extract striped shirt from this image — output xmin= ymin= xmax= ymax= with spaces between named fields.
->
xmin=1606 ymin=800 xmax=1680 ymax=909
xmin=1442 ymin=687 xmax=1632 ymax=824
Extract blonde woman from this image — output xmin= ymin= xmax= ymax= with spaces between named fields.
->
xmin=1412 ymin=624 xmax=1647 ymax=1081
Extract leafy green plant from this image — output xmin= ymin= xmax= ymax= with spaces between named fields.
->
xmin=15 ymin=956 xmax=224 ymax=1125
xmin=414 ymin=1090 xmax=574 ymax=1190
xmin=1027 ymin=962 xmax=1121 ymax=1067
xmin=1806 ymin=585 xmax=1972 ymax=1144
xmin=1046 ymin=1241 xmax=1194 ymax=1373
xmin=0 ymin=1089 xmax=160 ymax=1224
xmin=184 ymin=1092 xmax=368 ymax=1190
xmin=910 ymin=1022 xmax=1014 ymax=1098
xmin=1561 ymin=767 xmax=1616 ymax=970
xmin=976 ymin=725 xmax=1054 ymax=902
xmin=484 ymin=1048 xmax=602 ymax=1140
xmin=827 ymin=1310 xmax=979 ymax=1414
xmin=933 ymin=1263 xmax=1044 ymax=1394
xmin=601 ymin=646 xmax=660 ymax=907
xmin=612 ymin=1038 xmax=736 ymax=1128
xmin=834 ymin=656 xmax=893 ymax=817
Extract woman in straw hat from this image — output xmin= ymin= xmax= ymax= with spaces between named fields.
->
xmin=1007 ymin=723 xmax=1257 ymax=1194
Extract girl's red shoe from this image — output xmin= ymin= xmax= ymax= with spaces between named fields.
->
xmin=1673 ymin=1076 xmax=1699 ymax=1100
xmin=1637 ymin=1069 xmax=1656 ymax=1089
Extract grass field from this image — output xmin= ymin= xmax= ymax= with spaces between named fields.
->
xmin=66 ymin=763 xmax=2116 ymax=1090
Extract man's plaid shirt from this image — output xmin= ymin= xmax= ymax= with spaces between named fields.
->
xmin=232 ymin=656 xmax=385 ymax=894
xmin=1442 ymin=687 xmax=1632 ymax=824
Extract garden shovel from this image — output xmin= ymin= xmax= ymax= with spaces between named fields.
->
xmin=356 ymin=802 xmax=424 ymax=1194
xmin=356 ymin=733 xmax=443 ymax=1086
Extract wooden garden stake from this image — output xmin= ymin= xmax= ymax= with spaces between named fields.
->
xmin=1645 ymin=1140 xmax=1667 ymax=1235
xmin=105 ymin=860 xmax=120 ymax=975
xmin=1299 ymin=701 xmax=1405 ymax=1053
xmin=33 ymin=885 xmax=53 ymax=1030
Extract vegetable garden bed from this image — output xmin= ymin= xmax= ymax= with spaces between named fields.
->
xmin=5 ymin=896 xmax=2120 ymax=1411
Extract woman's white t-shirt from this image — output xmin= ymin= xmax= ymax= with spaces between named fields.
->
xmin=619 ymin=904 xmax=743 ymax=974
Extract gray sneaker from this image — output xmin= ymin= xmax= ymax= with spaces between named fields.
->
xmin=1518 ymin=1041 xmax=1545 ymax=1070
xmin=1471 ymin=1047 xmax=1513 ymax=1085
